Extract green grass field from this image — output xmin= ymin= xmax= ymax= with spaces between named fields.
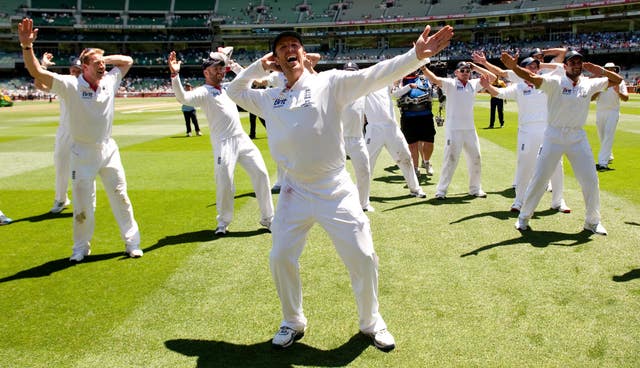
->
xmin=0 ymin=93 xmax=639 ymax=367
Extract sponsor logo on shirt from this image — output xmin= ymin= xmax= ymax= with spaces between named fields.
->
xmin=300 ymin=88 xmax=312 ymax=108
xmin=81 ymin=91 xmax=94 ymax=99
xmin=273 ymin=90 xmax=287 ymax=108
xmin=523 ymin=89 xmax=532 ymax=96
xmin=561 ymin=87 xmax=572 ymax=95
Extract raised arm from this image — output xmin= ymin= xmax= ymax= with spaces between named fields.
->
xmin=501 ymin=52 xmax=543 ymax=89
xmin=542 ymin=47 xmax=567 ymax=64
xmin=18 ymin=18 xmax=55 ymax=87
xmin=583 ymin=62 xmax=623 ymax=88
xmin=479 ymin=74 xmax=500 ymax=97
xmin=104 ymin=54 xmax=133 ymax=77
xmin=469 ymin=62 xmax=497 ymax=84
xmin=471 ymin=50 xmax=508 ymax=79
xmin=420 ymin=64 xmax=444 ymax=88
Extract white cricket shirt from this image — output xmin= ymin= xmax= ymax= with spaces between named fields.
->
xmin=440 ymin=77 xmax=482 ymax=130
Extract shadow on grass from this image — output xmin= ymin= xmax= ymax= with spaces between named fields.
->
xmin=9 ymin=211 xmax=72 ymax=224
xmin=625 ymin=221 xmax=640 ymax=226
xmin=612 ymin=269 xmax=640 ymax=282
xmin=0 ymin=251 xmax=125 ymax=283
xmin=165 ymin=333 xmax=371 ymax=368
xmin=451 ymin=208 xmax=558 ymax=224
xmin=487 ymin=186 xmax=515 ymax=200
xmin=0 ymin=228 xmax=269 ymax=283
xmin=460 ymin=229 xmax=594 ymax=257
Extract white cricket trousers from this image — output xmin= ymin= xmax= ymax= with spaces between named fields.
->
xmin=345 ymin=136 xmax=372 ymax=209
xmin=513 ymin=124 xmax=564 ymax=209
xmin=270 ymin=172 xmax=387 ymax=334
xmin=519 ymin=127 xmax=601 ymax=225
xmin=436 ymin=129 xmax=483 ymax=195
xmin=365 ymin=123 xmax=421 ymax=193
xmin=595 ymin=109 xmax=619 ymax=166
xmin=71 ymin=139 xmax=140 ymax=252
xmin=54 ymin=126 xmax=72 ymax=203
xmin=213 ymin=134 xmax=274 ymax=227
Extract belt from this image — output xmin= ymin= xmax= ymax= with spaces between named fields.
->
xmin=400 ymin=102 xmax=431 ymax=112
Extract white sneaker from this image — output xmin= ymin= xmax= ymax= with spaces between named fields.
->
xmin=470 ymin=190 xmax=487 ymax=198
xmin=69 ymin=246 xmax=91 ymax=262
xmin=551 ymin=200 xmax=571 ymax=214
xmin=196 ymin=131 xmax=202 ymax=136
xmin=126 ymin=244 xmax=143 ymax=258
xmin=515 ymin=218 xmax=529 ymax=231
xmin=510 ymin=202 xmax=521 ymax=213
xmin=584 ymin=222 xmax=607 ymax=236
xmin=422 ymin=160 xmax=434 ymax=176
xmin=365 ymin=329 xmax=396 ymax=352
xmin=50 ymin=198 xmax=71 ymax=214
xmin=0 ymin=214 xmax=13 ymax=225
xmin=215 ymin=225 xmax=228 ymax=235
xmin=434 ymin=192 xmax=446 ymax=200
xmin=410 ymin=189 xmax=426 ymax=198
xmin=259 ymin=218 xmax=272 ymax=231
xmin=186 ymin=132 xmax=192 ymax=137
xmin=272 ymin=326 xmax=305 ymax=349
xmin=363 ymin=205 xmax=375 ymax=212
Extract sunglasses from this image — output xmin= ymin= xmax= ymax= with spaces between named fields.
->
xmin=458 ymin=68 xmax=471 ymax=73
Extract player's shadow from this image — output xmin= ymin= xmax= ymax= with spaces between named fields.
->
xmin=0 ymin=251 xmax=125 ymax=283
xmin=487 ymin=186 xmax=515 ymax=200
xmin=612 ymin=269 xmax=640 ymax=282
xmin=460 ymin=229 xmax=594 ymax=257
xmin=624 ymin=221 xmax=640 ymax=226
xmin=451 ymin=208 xmax=557 ymax=224
xmin=9 ymin=211 xmax=73 ymax=224
xmin=165 ymin=333 xmax=371 ymax=368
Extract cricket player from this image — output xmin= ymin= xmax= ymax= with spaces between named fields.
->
xmin=341 ymin=62 xmax=373 ymax=212
xmin=501 ymin=50 xmax=623 ymax=235
xmin=593 ymin=62 xmax=628 ymax=170
xmin=475 ymin=55 xmax=570 ymax=214
xmin=365 ymin=84 xmax=426 ymax=198
xmin=19 ymin=18 xmax=143 ymax=261
xmin=36 ymin=53 xmax=82 ymax=214
xmin=226 ymin=26 xmax=454 ymax=351
xmin=168 ymin=50 xmax=274 ymax=235
xmin=421 ymin=61 xmax=496 ymax=199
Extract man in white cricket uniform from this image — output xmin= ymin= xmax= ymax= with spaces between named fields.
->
xmin=594 ymin=62 xmax=629 ymax=170
xmin=422 ymin=61 xmax=496 ymax=199
xmin=502 ymin=50 xmax=623 ymax=235
xmin=226 ymin=27 xmax=453 ymax=351
xmin=36 ymin=53 xmax=81 ymax=214
xmin=364 ymin=85 xmax=426 ymax=198
xmin=478 ymin=56 xmax=570 ymax=214
xmin=341 ymin=62 xmax=373 ymax=212
xmin=168 ymin=51 xmax=274 ymax=235
xmin=19 ymin=18 xmax=143 ymax=261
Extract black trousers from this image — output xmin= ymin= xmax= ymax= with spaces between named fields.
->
xmin=249 ymin=113 xmax=266 ymax=138
xmin=489 ymin=97 xmax=504 ymax=127
xmin=183 ymin=110 xmax=200 ymax=133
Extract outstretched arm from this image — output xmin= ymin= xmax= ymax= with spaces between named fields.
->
xmin=420 ymin=64 xmax=443 ymax=88
xmin=414 ymin=25 xmax=454 ymax=60
xmin=18 ymin=18 xmax=55 ymax=87
xmin=471 ymin=50 xmax=508 ymax=79
xmin=479 ymin=74 xmax=500 ymax=97
xmin=500 ymin=52 xmax=543 ymax=89
xmin=469 ymin=62 xmax=497 ymax=83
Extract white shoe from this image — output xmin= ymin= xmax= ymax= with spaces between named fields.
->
xmin=365 ymin=329 xmax=396 ymax=352
xmin=50 ymin=198 xmax=71 ymax=214
xmin=584 ymin=222 xmax=607 ymax=235
xmin=259 ymin=218 xmax=272 ymax=231
xmin=363 ymin=205 xmax=375 ymax=212
xmin=551 ymin=200 xmax=571 ymax=214
xmin=186 ymin=132 xmax=192 ymax=137
xmin=126 ymin=244 xmax=143 ymax=258
xmin=0 ymin=214 xmax=13 ymax=225
xmin=434 ymin=192 xmax=446 ymax=200
xmin=69 ymin=246 xmax=91 ymax=262
xmin=510 ymin=202 xmax=521 ymax=213
xmin=272 ymin=326 xmax=305 ymax=349
xmin=215 ymin=225 xmax=228 ymax=235
xmin=515 ymin=218 xmax=529 ymax=231
xmin=422 ymin=160 xmax=434 ymax=176
xmin=409 ymin=189 xmax=426 ymax=198
xmin=470 ymin=190 xmax=487 ymax=198
xmin=196 ymin=131 xmax=202 ymax=136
